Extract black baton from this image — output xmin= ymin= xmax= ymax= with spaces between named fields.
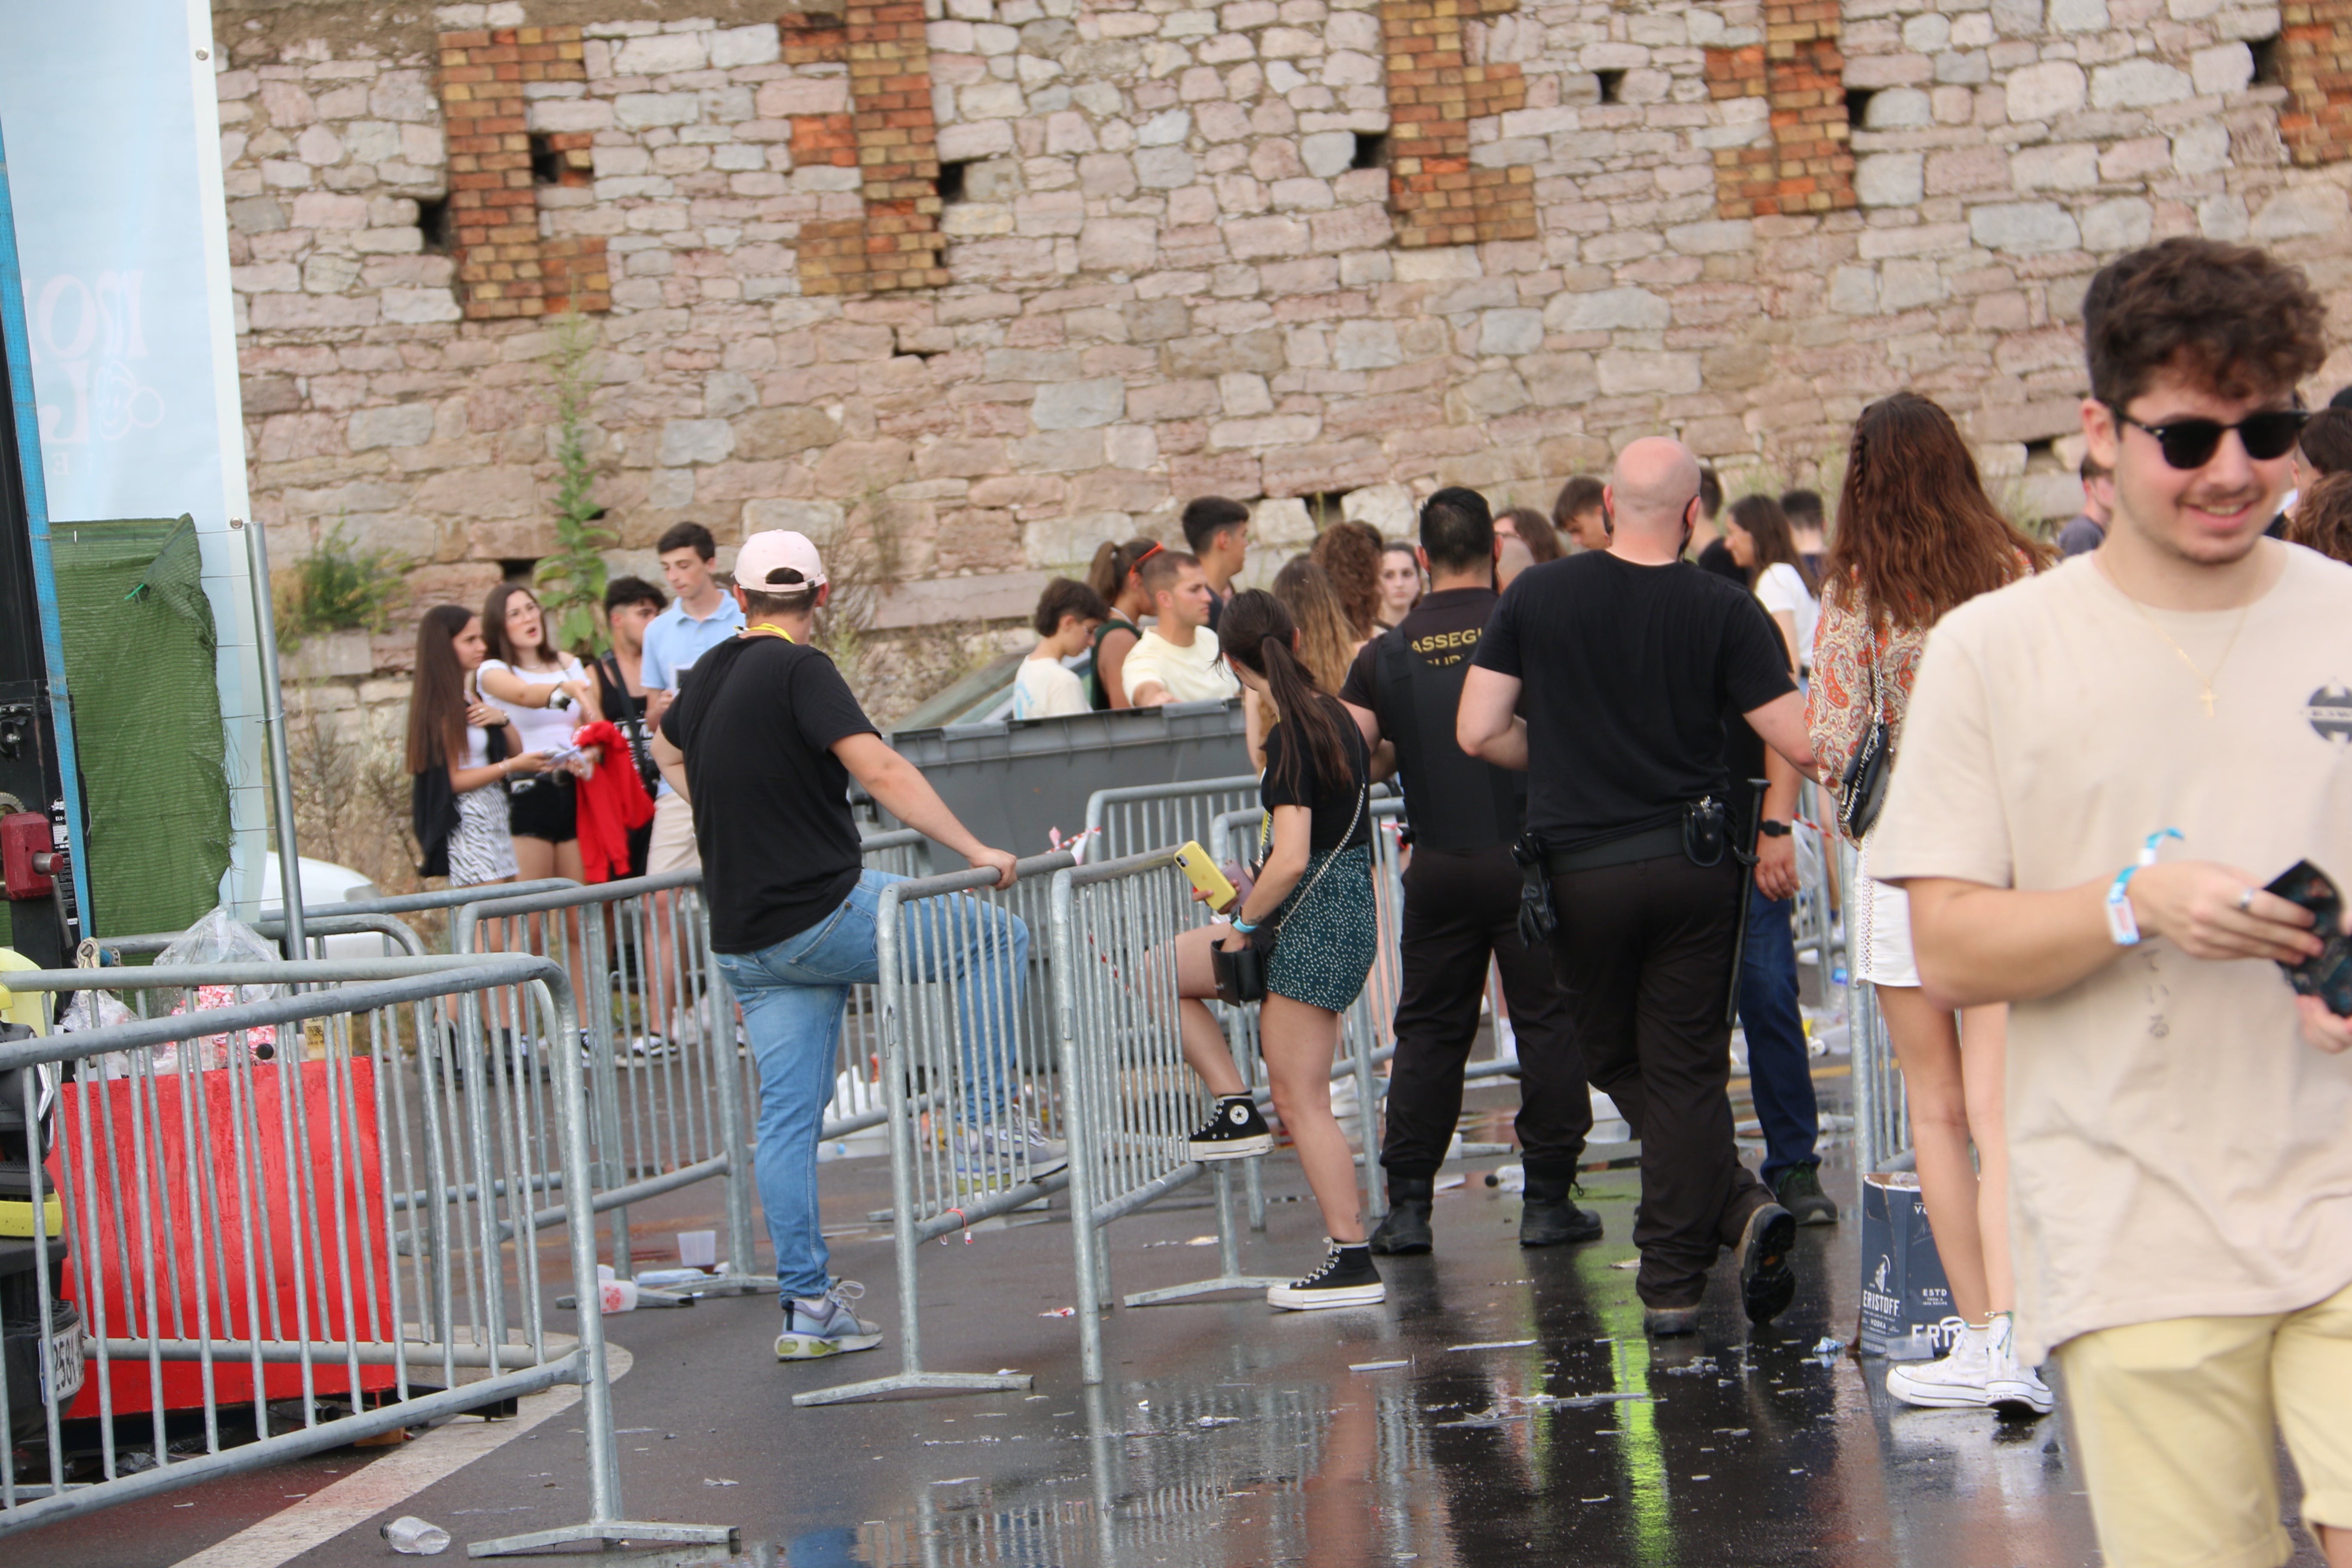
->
xmin=1725 ymin=777 xmax=1767 ymax=1027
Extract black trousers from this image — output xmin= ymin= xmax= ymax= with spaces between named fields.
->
xmin=1381 ymin=844 xmax=1591 ymax=1184
xmin=1549 ymin=852 xmax=1769 ymax=1308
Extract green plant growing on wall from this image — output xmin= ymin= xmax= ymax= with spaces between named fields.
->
xmin=275 ymin=514 xmax=406 ymax=648
xmin=535 ymin=309 xmax=614 ymax=655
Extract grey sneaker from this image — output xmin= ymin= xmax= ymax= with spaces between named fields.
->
xmin=775 ymin=1280 xmax=883 ymax=1360
xmin=956 ymin=1115 xmax=1069 ymax=1180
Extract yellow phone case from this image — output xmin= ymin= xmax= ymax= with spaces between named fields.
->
xmin=1172 ymin=841 xmax=1238 ymax=911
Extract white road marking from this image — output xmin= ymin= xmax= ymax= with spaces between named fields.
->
xmin=166 ymin=1347 xmax=632 ymax=1568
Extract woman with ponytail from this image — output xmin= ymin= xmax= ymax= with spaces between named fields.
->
xmin=1159 ymin=588 xmax=1383 ymax=1311
xmin=1083 ymin=536 xmax=1161 ymax=708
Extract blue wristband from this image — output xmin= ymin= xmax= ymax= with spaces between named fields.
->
xmin=2108 ymin=828 xmax=2185 ymax=946
xmin=1231 ymin=917 xmax=1258 ymax=935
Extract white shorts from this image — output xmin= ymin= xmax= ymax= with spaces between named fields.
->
xmin=1855 ymin=832 xmax=1921 ymax=989
xmin=647 ymin=792 xmax=702 ymax=876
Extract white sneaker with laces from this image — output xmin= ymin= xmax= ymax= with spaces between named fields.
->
xmin=1885 ymin=1323 xmax=1994 ymax=1409
xmin=1982 ymin=1313 xmax=2056 ymax=1416
xmin=955 ymin=1115 xmax=1069 ymax=1179
xmin=775 ymin=1279 xmax=883 ymax=1360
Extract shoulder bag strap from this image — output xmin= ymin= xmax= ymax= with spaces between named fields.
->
xmin=1265 ymin=760 xmax=1369 ymax=938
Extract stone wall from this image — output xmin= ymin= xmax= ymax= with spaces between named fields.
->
xmin=220 ymin=0 xmax=2352 ymax=618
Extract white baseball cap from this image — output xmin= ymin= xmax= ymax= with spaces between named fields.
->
xmin=733 ymin=530 xmax=827 ymax=594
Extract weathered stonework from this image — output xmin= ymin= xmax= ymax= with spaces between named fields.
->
xmin=220 ymin=0 xmax=2352 ymax=626
xmin=2279 ymin=0 xmax=2352 ymax=165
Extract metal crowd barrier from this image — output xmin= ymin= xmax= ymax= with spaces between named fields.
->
xmin=796 ymin=850 xmax=1076 ymax=1407
xmin=1839 ymin=835 xmax=1910 ymax=1173
xmin=0 ymin=956 xmax=730 ymax=1554
xmin=453 ymin=871 xmax=764 ymax=1295
xmin=1082 ymin=776 xmax=1265 ymax=863
xmin=1050 ymin=847 xmax=1283 ymax=1387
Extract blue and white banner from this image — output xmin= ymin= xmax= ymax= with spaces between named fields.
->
xmin=0 ymin=0 xmax=264 ymax=910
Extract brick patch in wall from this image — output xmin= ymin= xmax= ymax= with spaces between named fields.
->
xmin=436 ymin=26 xmax=609 ymax=318
xmin=791 ymin=0 xmax=951 ymax=295
xmin=1378 ymin=0 xmax=1537 ymax=248
xmin=1705 ymin=0 xmax=1855 ymax=219
xmin=2278 ymin=0 xmax=2352 ymax=165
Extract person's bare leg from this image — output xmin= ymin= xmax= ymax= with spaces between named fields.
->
xmin=1156 ymin=925 xmax=1247 ymax=1097
xmin=2321 ymin=1524 xmax=2351 ymax=1568
xmin=1959 ymin=1002 xmax=2015 ymax=1312
xmin=511 ymin=835 xmax=555 ymax=882
xmin=1878 ymin=983 xmax=1990 ymax=1325
xmin=1260 ymin=995 xmax=1362 ymax=1243
xmin=553 ymin=838 xmax=584 ymax=882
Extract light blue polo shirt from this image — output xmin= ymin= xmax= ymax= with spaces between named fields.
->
xmin=642 ymin=594 xmax=745 ymax=693
xmin=640 ymin=594 xmax=744 ymax=799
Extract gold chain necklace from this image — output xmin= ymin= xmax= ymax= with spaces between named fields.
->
xmin=2118 ymin=592 xmax=2248 ymax=718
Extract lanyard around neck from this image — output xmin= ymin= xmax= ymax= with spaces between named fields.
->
xmin=744 ymin=623 xmax=796 ymax=643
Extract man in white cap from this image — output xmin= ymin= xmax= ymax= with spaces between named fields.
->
xmin=653 ymin=530 xmax=1059 ymax=1361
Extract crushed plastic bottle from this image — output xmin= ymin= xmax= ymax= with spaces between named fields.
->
xmin=381 ymin=1516 xmax=451 ymax=1555
xmin=1484 ymin=1164 xmax=1526 ymax=1192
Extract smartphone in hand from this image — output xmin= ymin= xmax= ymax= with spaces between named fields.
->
xmin=1173 ymin=841 xmax=1239 ymax=913
xmin=2263 ymin=860 xmax=2352 ymax=1017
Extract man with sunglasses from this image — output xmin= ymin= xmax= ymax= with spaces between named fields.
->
xmin=1458 ymin=436 xmax=1822 ymax=1338
xmin=1874 ymin=239 xmax=2352 ymax=1568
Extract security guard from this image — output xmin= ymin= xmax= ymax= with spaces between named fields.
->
xmin=1339 ymin=487 xmax=1599 ymax=1253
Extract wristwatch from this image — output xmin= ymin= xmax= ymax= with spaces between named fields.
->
xmin=1759 ymin=819 xmax=1791 ymax=838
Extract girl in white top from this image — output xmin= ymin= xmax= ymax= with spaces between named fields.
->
xmin=1724 ymin=494 xmax=1821 ymax=672
xmin=1011 ymin=577 xmax=1106 ymax=720
xmin=476 ymin=582 xmax=601 ymax=882
xmin=404 ymin=603 xmax=551 ymax=888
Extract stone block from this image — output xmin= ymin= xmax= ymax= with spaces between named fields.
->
xmin=249 ymin=294 xmax=379 ymax=330
xmin=1545 ymin=286 xmax=1671 ymax=332
xmin=614 ymin=33 xmax=709 ymax=75
xmin=1844 ymin=53 xmax=1933 ymax=89
xmin=2172 ymin=122 xmax=2230 ymax=177
xmin=2079 ymin=196 xmax=2153 ymax=251
xmin=1300 ymin=130 xmax=1355 ymax=177
xmin=1330 ymin=320 xmax=1402 ymax=370
xmin=2190 ymin=43 xmax=2251 ymax=97
xmin=2050 ymin=0 xmax=2109 ymax=27
xmin=1219 ymin=372 xmax=1274 ymax=415
xmin=616 ymin=93 xmax=703 ymax=129
xmin=1520 ymin=352 xmax=1599 ymax=406
xmin=229 ymin=197 xmax=288 ymax=234
xmin=2250 ymin=185 xmax=2349 ymax=240
xmin=1880 ymin=257 xmax=1947 ymax=309
xmin=1856 ymin=152 xmax=1926 ymax=207
xmin=530 ymin=98 xmax=613 ymax=133
xmin=742 ymin=498 xmax=846 ymax=547
xmin=1925 ymin=145 xmax=2011 ymax=195
xmin=813 ymin=440 xmax=916 ymax=494
xmin=2005 ymin=60 xmax=2086 ymax=122
xmin=1665 ymin=220 xmax=1752 ymax=256
xmin=1969 ymin=200 xmax=2082 ymax=254
xmin=1225 ymin=214 xmax=1312 ymax=260
xmin=1866 ymin=88 xmax=1932 ymax=128
xmin=1034 ymin=379 xmax=1126 ymax=429
xmin=1136 ymin=147 xmax=1198 ymax=188
xmin=2012 ymin=142 xmax=2098 ymax=190
xmin=1479 ymin=309 xmax=1545 ymax=357
xmin=660 ymin=418 xmax=736 ymax=466
xmin=1830 ymin=266 xmax=1879 ymax=314
xmin=1209 ymin=413 xmax=1320 ymax=449
xmin=709 ymin=24 xmax=782 ymax=68
xmin=381 ymin=288 xmax=463 ymax=324
xmin=1596 ymin=349 xmax=1701 ymax=395
xmin=2089 ymin=59 xmax=2192 ymax=110
xmin=292 ymin=191 xmax=370 ymax=229
xmin=735 ymin=406 xmax=844 ymax=457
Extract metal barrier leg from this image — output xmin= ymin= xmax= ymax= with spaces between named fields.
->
xmin=1123 ymin=1161 xmax=1290 ymax=1306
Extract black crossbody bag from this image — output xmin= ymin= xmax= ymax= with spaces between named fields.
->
xmin=1213 ymin=779 xmax=1367 ymax=1006
xmin=1838 ymin=605 xmax=1894 ymax=841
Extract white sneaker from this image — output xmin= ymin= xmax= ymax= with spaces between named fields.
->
xmin=1886 ymin=1323 xmax=1994 ymax=1409
xmin=1983 ymin=1313 xmax=2055 ymax=1416
xmin=955 ymin=1115 xmax=1069 ymax=1180
xmin=775 ymin=1279 xmax=883 ymax=1360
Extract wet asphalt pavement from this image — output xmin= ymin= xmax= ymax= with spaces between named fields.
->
xmin=18 ymin=1066 xmax=2331 ymax=1568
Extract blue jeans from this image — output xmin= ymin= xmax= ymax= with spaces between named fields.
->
xmin=713 ymin=870 xmax=1030 ymax=1303
xmin=1738 ymin=890 xmax=1819 ymax=1188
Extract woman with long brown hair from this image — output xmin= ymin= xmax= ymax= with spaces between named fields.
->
xmin=1724 ymin=493 xmax=1821 ymax=672
xmin=1809 ymin=392 xmax=2055 ymax=1417
xmin=1309 ymin=521 xmax=1384 ymax=638
xmin=1271 ymin=557 xmax=1364 ymax=695
xmin=1159 ymin=588 xmax=1382 ymax=1311
xmin=1083 ymin=536 xmax=1160 ymax=709
xmin=479 ymin=582 xmax=601 ymax=883
xmin=405 ymin=603 xmax=549 ymax=887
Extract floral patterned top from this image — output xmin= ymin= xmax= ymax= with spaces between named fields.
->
xmin=1805 ymin=588 xmax=1927 ymax=831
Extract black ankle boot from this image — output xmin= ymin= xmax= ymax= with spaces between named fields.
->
xmin=1519 ymin=1170 xmax=1604 ymax=1247
xmin=1368 ymin=1176 xmax=1435 ymax=1255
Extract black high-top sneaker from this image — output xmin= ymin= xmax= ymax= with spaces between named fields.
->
xmin=1519 ymin=1169 xmax=1605 ymax=1247
xmin=1187 ymin=1094 xmax=1272 ymax=1161
xmin=1368 ymin=1176 xmax=1434 ymax=1255
xmin=1266 ymin=1240 xmax=1385 ymax=1311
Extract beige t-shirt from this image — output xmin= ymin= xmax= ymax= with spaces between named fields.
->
xmin=1121 ymin=627 xmax=1239 ymax=705
xmin=1873 ymin=545 xmax=2352 ymax=1362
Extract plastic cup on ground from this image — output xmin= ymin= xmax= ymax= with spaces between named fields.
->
xmin=677 ymin=1229 xmax=717 ymax=1270
xmin=381 ymin=1517 xmax=450 ymax=1555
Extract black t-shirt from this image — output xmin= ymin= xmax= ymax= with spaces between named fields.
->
xmin=1696 ymin=536 xmax=1746 ymax=585
xmin=659 ymin=634 xmax=878 ymax=953
xmin=1338 ymin=585 xmax=1493 ymax=707
xmin=1261 ymin=697 xmax=1373 ymax=853
xmin=1472 ymin=552 xmax=1795 ymax=850
xmin=1722 ymin=710 xmax=1770 ymax=837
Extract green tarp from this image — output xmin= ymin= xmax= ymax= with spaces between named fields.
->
xmin=0 ymin=516 xmax=230 ymax=949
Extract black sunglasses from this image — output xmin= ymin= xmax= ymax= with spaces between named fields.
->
xmin=2113 ymin=405 xmax=2308 ymax=470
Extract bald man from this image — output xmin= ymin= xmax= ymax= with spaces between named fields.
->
xmin=1458 ymin=437 xmax=1820 ymax=1338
